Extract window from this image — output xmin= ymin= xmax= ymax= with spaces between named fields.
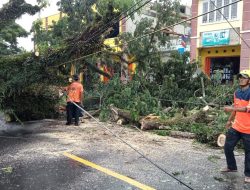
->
xmin=216 ymin=0 xmax=222 ymax=21
xmin=231 ymin=0 xmax=238 ymax=19
xmin=180 ymin=6 xmax=186 ymax=14
xmin=202 ymin=0 xmax=238 ymax=24
xmin=223 ymin=0 xmax=230 ymax=19
xmin=202 ymin=2 xmax=208 ymax=23
xmin=209 ymin=0 xmax=215 ymax=22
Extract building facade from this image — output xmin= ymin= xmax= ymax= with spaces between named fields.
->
xmin=191 ymin=0 xmax=250 ymax=83
xmin=124 ymin=4 xmax=191 ymax=56
xmin=158 ymin=5 xmax=191 ymax=61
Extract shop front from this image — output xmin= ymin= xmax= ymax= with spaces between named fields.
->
xmin=200 ymin=45 xmax=241 ymax=84
xmin=199 ymin=28 xmax=241 ymax=83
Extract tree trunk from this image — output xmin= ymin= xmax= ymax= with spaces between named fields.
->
xmin=83 ymin=109 xmax=101 ymax=119
xmin=109 ymin=104 xmax=134 ymax=122
xmin=169 ymin=131 xmax=196 ymax=139
xmin=139 ymin=110 xmax=208 ymax=130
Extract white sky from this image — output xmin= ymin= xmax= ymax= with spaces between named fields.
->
xmin=0 ymin=0 xmax=191 ymax=51
xmin=0 ymin=0 xmax=59 ymax=51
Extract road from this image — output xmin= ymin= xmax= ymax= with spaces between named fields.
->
xmin=0 ymin=118 xmax=250 ymax=190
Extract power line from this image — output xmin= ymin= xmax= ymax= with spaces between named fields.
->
xmin=117 ymin=0 xmax=153 ymax=34
xmin=53 ymin=0 xmax=242 ymax=68
xmin=85 ymin=0 xmax=145 ymax=43
xmin=103 ymin=0 xmax=152 ymax=41
xmin=85 ymin=0 xmax=151 ymax=44
xmin=210 ymin=0 xmax=250 ymax=49
xmin=69 ymin=100 xmax=194 ymax=190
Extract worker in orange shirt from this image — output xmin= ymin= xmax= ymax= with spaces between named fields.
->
xmin=65 ymin=74 xmax=83 ymax=126
xmin=222 ymin=70 xmax=250 ymax=183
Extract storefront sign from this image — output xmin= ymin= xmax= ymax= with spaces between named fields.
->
xmin=202 ymin=30 xmax=230 ymax=47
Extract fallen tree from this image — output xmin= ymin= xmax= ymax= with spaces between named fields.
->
xmin=109 ymin=104 xmax=216 ymax=130
xmin=169 ymin=131 xmax=196 ymax=139
xmin=140 ymin=109 xmax=214 ymax=130
xmin=107 ymin=103 xmax=228 ymax=146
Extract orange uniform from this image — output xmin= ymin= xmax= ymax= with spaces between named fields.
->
xmin=66 ymin=82 xmax=83 ymax=103
xmin=233 ymin=88 xmax=250 ymax=134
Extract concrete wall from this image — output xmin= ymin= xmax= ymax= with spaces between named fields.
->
xmin=124 ymin=12 xmax=157 ymax=34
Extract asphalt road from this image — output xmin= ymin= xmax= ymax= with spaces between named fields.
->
xmin=1 ymin=118 xmax=250 ymax=190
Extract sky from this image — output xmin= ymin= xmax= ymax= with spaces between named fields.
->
xmin=0 ymin=0 xmax=192 ymax=51
xmin=0 ymin=0 xmax=59 ymax=51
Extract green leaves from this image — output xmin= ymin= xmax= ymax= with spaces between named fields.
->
xmin=0 ymin=53 xmax=65 ymax=121
xmin=96 ymin=75 xmax=159 ymax=121
xmin=0 ymin=0 xmax=41 ymax=55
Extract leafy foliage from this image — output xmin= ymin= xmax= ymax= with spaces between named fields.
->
xmin=0 ymin=0 xmax=238 ymax=149
xmin=97 ymin=75 xmax=160 ymax=121
xmin=191 ymin=111 xmax=228 ymax=146
xmin=31 ymin=0 xmax=139 ymax=82
xmin=0 ymin=53 xmax=65 ymax=120
xmin=0 ymin=0 xmax=138 ymax=120
xmin=0 ymin=0 xmax=42 ymax=55
xmin=205 ymin=82 xmax=237 ymax=106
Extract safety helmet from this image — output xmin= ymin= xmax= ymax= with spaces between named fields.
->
xmin=238 ymin=69 xmax=250 ymax=79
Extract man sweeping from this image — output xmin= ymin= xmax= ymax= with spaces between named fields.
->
xmin=222 ymin=70 xmax=250 ymax=183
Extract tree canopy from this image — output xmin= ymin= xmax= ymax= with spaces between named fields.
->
xmin=0 ymin=0 xmax=43 ymax=55
xmin=1 ymin=0 xmax=208 ymax=122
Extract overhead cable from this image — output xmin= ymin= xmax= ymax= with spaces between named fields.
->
xmin=53 ymin=0 xmax=242 ymax=68
xmin=85 ymin=0 xmax=151 ymax=44
xmin=69 ymin=100 xmax=194 ymax=190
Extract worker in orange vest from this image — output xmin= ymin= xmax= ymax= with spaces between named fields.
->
xmin=65 ymin=74 xmax=83 ymax=126
xmin=222 ymin=70 xmax=250 ymax=183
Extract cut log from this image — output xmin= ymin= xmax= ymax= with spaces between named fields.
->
xmin=158 ymin=126 xmax=171 ymax=130
xmin=83 ymin=109 xmax=101 ymax=119
xmin=141 ymin=121 xmax=162 ymax=130
xmin=108 ymin=105 xmax=215 ymax=131
xmin=140 ymin=114 xmax=161 ymax=130
xmin=109 ymin=104 xmax=134 ymax=121
xmin=117 ymin=118 xmax=127 ymax=125
xmin=139 ymin=109 xmax=212 ymax=130
xmin=169 ymin=131 xmax=196 ymax=139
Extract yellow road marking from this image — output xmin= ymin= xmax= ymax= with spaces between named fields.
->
xmin=63 ymin=152 xmax=156 ymax=190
